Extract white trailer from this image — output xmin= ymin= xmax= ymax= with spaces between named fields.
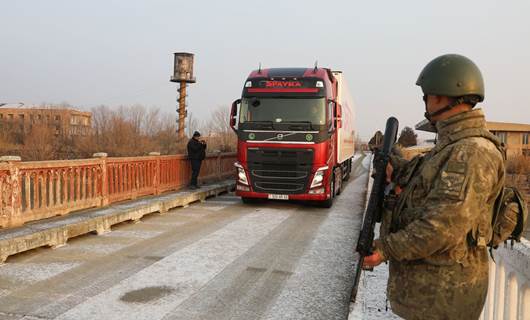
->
xmin=332 ymin=71 xmax=356 ymax=164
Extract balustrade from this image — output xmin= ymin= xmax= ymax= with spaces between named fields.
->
xmin=0 ymin=152 xmax=236 ymax=228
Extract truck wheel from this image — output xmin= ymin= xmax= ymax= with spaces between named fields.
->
xmin=343 ymin=159 xmax=351 ymax=181
xmin=335 ymin=168 xmax=343 ymax=196
xmin=320 ymin=177 xmax=334 ymax=208
xmin=241 ymin=197 xmax=259 ymax=204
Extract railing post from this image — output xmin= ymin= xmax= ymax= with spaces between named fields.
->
xmin=149 ymin=152 xmax=161 ymax=195
xmin=483 ymin=260 xmax=496 ymax=319
xmin=217 ymin=151 xmax=222 ymax=181
xmin=522 ymin=286 xmax=530 ymax=320
xmin=493 ymin=258 xmax=506 ymax=319
xmin=506 ymin=273 xmax=518 ymax=320
xmin=93 ymin=153 xmax=109 ymax=207
xmin=0 ymin=156 xmax=22 ymax=228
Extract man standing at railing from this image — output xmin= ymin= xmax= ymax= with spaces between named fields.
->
xmin=362 ymin=54 xmax=505 ymax=320
xmin=187 ymin=131 xmax=207 ymax=189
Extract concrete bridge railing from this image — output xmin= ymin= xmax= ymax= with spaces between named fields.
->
xmin=481 ymin=239 xmax=530 ymax=320
xmin=0 ymin=152 xmax=236 ymax=228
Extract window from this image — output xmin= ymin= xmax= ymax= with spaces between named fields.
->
xmin=496 ymin=131 xmax=507 ymax=144
xmin=523 ymin=133 xmax=529 ymax=145
xmin=55 ymin=115 xmax=61 ymax=121
xmin=239 ymin=98 xmax=326 ymax=126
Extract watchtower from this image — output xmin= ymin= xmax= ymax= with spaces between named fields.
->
xmin=170 ymin=52 xmax=196 ymax=139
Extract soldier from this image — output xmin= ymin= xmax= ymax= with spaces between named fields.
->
xmin=363 ymin=54 xmax=505 ymax=320
xmin=368 ymin=130 xmax=384 ymax=153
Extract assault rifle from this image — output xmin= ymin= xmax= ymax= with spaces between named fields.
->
xmin=351 ymin=116 xmax=399 ymax=302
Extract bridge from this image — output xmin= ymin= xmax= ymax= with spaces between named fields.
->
xmin=0 ymin=153 xmax=528 ymax=319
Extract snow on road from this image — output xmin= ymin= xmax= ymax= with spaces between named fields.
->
xmin=56 ymin=209 xmax=291 ymax=320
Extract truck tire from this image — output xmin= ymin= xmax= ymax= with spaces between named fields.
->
xmin=343 ymin=159 xmax=352 ymax=181
xmin=241 ymin=197 xmax=259 ymax=204
xmin=335 ymin=167 xmax=343 ymax=196
xmin=320 ymin=177 xmax=334 ymax=208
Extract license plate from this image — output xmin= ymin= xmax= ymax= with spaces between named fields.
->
xmin=268 ymin=194 xmax=289 ymax=200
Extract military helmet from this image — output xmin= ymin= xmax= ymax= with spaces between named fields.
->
xmin=416 ymin=54 xmax=484 ymax=102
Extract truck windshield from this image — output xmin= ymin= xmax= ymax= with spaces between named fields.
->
xmin=239 ymin=98 xmax=326 ymax=127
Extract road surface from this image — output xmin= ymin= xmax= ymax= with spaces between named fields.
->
xmin=0 ymin=158 xmax=368 ymax=320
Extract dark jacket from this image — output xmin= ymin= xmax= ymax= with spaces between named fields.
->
xmin=187 ymin=138 xmax=206 ymax=160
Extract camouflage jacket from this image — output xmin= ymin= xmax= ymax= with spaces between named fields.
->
xmin=377 ymin=109 xmax=505 ymax=320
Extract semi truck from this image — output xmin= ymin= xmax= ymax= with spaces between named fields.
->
xmin=230 ymin=67 xmax=356 ymax=207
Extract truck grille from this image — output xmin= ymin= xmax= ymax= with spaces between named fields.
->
xmin=247 ymin=148 xmax=313 ymax=194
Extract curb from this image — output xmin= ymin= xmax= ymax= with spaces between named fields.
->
xmin=0 ymin=180 xmax=235 ymax=263
xmin=349 ymin=153 xmax=374 ymax=318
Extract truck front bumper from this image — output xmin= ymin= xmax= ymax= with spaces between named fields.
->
xmin=235 ymin=188 xmax=330 ymax=201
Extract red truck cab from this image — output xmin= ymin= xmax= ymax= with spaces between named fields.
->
xmin=230 ymin=67 xmax=355 ymax=207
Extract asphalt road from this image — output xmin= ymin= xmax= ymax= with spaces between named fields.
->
xmin=0 ymin=158 xmax=368 ymax=320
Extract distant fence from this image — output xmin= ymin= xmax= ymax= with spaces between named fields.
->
xmin=0 ymin=152 xmax=236 ymax=228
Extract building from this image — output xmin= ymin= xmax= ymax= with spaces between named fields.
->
xmin=486 ymin=122 xmax=530 ymax=157
xmin=415 ymin=119 xmax=530 ymax=158
xmin=0 ymin=107 xmax=92 ymax=137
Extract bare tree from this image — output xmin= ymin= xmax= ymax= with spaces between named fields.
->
xmin=186 ymin=112 xmax=198 ymax=138
xmin=205 ymin=106 xmax=236 ymax=152
xmin=155 ymin=116 xmax=179 ymax=154
xmin=0 ymin=103 xmax=240 ymax=161
xmin=22 ymin=124 xmax=56 ymax=160
xmin=398 ymin=126 xmax=418 ymax=147
xmin=143 ymin=108 xmax=161 ymax=136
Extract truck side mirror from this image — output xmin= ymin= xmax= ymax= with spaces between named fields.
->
xmin=230 ymin=99 xmax=241 ymax=131
xmin=328 ymin=100 xmax=335 ymax=133
xmin=334 ymin=104 xmax=342 ymax=129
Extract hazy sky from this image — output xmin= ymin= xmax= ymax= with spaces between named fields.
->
xmin=1 ymin=0 xmax=529 ymax=139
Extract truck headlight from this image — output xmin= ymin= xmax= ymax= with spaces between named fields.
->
xmin=310 ymin=166 xmax=328 ymax=188
xmin=234 ymin=162 xmax=249 ymax=185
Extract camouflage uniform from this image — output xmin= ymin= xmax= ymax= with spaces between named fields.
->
xmin=376 ymin=109 xmax=505 ymax=320
xmin=368 ymin=130 xmax=384 ymax=152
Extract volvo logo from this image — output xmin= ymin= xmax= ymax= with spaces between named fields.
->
xmin=276 ymin=133 xmax=284 ymax=140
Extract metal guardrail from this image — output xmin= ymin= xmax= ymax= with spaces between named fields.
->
xmin=0 ymin=152 xmax=236 ymax=228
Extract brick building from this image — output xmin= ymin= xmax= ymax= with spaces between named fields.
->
xmin=486 ymin=122 xmax=530 ymax=157
xmin=0 ymin=107 xmax=92 ymax=137
xmin=415 ymin=119 xmax=530 ymax=158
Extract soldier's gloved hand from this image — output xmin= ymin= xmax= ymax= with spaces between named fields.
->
xmin=386 ymin=162 xmax=393 ymax=184
xmin=362 ymin=251 xmax=384 ymax=269
xmin=362 ymin=239 xmax=387 ymax=269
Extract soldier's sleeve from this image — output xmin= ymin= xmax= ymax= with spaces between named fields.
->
xmin=379 ymin=144 xmax=500 ymax=262
xmin=388 ymin=151 xmax=413 ymax=185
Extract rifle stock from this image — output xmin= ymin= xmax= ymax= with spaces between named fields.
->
xmin=351 ymin=117 xmax=399 ymax=302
